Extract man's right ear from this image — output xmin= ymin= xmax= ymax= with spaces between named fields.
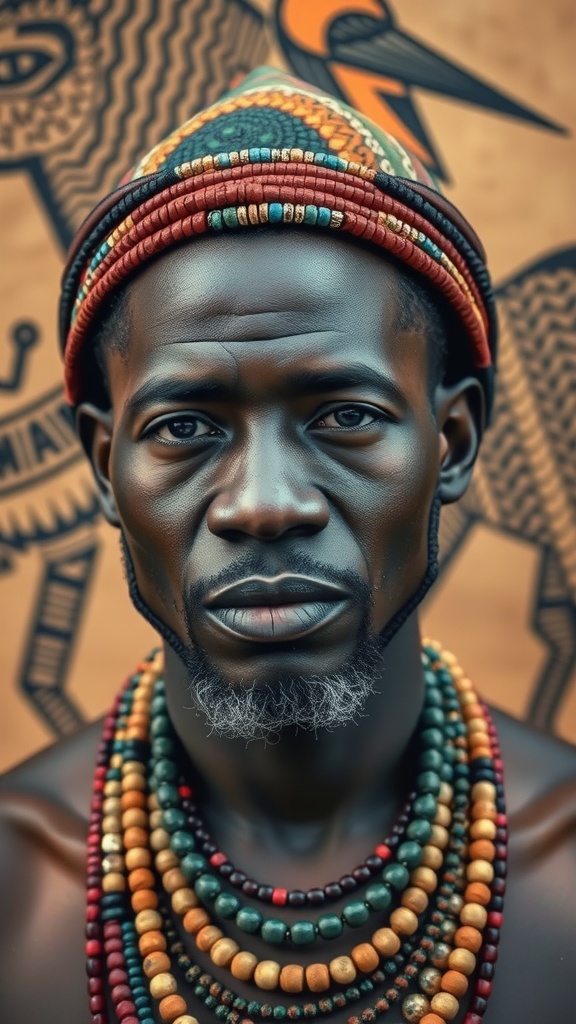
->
xmin=76 ymin=403 xmax=120 ymax=526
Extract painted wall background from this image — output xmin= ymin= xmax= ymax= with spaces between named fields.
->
xmin=1 ymin=0 xmax=574 ymax=773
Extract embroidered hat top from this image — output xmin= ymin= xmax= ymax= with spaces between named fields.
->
xmin=59 ymin=66 xmax=497 ymax=413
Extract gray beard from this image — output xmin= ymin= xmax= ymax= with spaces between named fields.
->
xmin=178 ymin=629 xmax=384 ymax=742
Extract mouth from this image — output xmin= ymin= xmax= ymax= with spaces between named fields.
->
xmin=203 ymin=574 xmax=350 ymax=643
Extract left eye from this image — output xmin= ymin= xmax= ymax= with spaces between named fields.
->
xmin=314 ymin=406 xmax=382 ymax=429
xmin=149 ymin=415 xmax=219 ymax=442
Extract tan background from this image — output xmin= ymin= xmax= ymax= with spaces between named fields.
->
xmin=1 ymin=0 xmax=575 ymax=773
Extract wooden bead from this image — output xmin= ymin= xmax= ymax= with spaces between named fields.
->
xmin=254 ymin=960 xmax=281 ymax=990
xmin=138 ymin=930 xmax=167 ymax=955
xmin=471 ymin=781 xmax=497 ymax=802
xmin=129 ymin=867 xmax=155 ymax=892
xmin=440 ymin=969 xmax=468 ymax=998
xmin=210 ymin=937 xmax=240 ymax=968
xmin=118 ymin=786 xmax=144 ymax=811
xmin=159 ymin=994 xmax=187 ymax=1022
xmin=390 ymin=906 xmax=419 ymax=935
xmin=468 ymin=839 xmax=495 ymax=862
xmin=371 ymin=927 xmax=401 ymax=956
xmin=421 ymin=845 xmax=443 ymax=870
xmin=279 ymin=964 xmax=305 ymax=993
xmin=150 ymin=828 xmax=171 ymax=851
xmin=143 ymin=950 xmax=171 ymax=977
xmin=430 ymin=991 xmax=459 ymax=1020
xmin=150 ymin=810 xmax=164 ymax=830
xmin=132 ymin=888 xmax=158 ymax=912
xmin=305 ymin=963 xmax=331 ymax=992
xmin=454 ymin=925 xmax=482 ymax=953
xmin=460 ymin=902 xmax=487 ymax=929
xmin=195 ymin=925 xmax=223 ymax=952
xmin=433 ymin=804 xmax=451 ymax=827
xmin=466 ymin=859 xmax=494 ymax=884
xmin=171 ymin=887 xmax=198 ymax=915
xmin=448 ymin=947 xmax=476 ymax=975
xmin=410 ymin=867 xmax=437 ymax=893
xmin=135 ymin=908 xmax=162 ymax=934
xmin=471 ymin=800 xmax=497 ymax=821
xmin=122 ymin=771 xmax=147 ymax=792
xmin=173 ymin=1017 xmax=200 ymax=1024
xmin=103 ymin=796 xmax=121 ymax=815
xmin=351 ymin=943 xmax=379 ymax=973
xmin=104 ymin=780 xmax=122 ymax=796
xmin=102 ymin=872 xmax=125 ymax=893
xmin=419 ymin=1015 xmax=445 ymax=1024
xmin=125 ymin=847 xmax=152 ymax=870
xmin=183 ymin=908 xmax=210 ymax=935
xmin=150 ymin=972 xmax=178 ymax=999
xmin=230 ymin=951 xmax=258 ymax=982
xmin=401 ymin=886 xmax=429 ymax=915
xmin=464 ymin=881 xmax=492 ymax=906
xmin=438 ymin=782 xmax=453 ymax=804
xmin=162 ymin=868 xmax=188 ymax=893
xmin=430 ymin=824 xmax=450 ymax=849
xmin=122 ymin=807 xmax=148 ymax=828
xmin=467 ymin=815 xmax=494 ymax=839
xmin=155 ymin=848 xmax=179 ymax=872
xmin=102 ymin=814 xmax=121 ymax=834
xmin=329 ymin=955 xmax=357 ymax=985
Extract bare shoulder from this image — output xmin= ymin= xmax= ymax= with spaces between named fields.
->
xmin=0 ymin=721 xmax=101 ymax=1023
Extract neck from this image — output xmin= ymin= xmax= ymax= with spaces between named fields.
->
xmin=162 ymin=616 xmax=425 ymax=885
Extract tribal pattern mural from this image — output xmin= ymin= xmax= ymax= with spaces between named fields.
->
xmin=1 ymin=0 xmax=574 ymax=764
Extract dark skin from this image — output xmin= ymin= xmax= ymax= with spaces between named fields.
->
xmin=1 ymin=232 xmax=575 ymax=1023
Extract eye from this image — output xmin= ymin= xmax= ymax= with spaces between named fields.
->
xmin=312 ymin=405 xmax=386 ymax=430
xmin=146 ymin=414 xmax=221 ymax=444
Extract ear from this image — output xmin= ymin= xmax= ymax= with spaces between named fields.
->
xmin=435 ymin=377 xmax=485 ymax=505
xmin=76 ymin=403 xmax=120 ymax=526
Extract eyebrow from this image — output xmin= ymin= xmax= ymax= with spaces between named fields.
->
xmin=125 ymin=363 xmax=406 ymax=417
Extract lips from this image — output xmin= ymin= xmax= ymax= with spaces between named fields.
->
xmin=203 ymin=574 xmax=349 ymax=642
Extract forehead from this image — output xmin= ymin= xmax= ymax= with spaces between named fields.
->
xmin=113 ymin=231 xmax=430 ymax=401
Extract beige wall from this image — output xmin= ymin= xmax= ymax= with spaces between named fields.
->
xmin=1 ymin=0 xmax=574 ymax=773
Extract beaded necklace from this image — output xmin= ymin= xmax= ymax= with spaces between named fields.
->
xmin=86 ymin=642 xmax=506 ymax=1024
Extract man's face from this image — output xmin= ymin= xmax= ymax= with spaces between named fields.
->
xmin=100 ymin=231 xmax=446 ymax=690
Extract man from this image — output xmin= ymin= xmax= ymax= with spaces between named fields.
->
xmin=1 ymin=68 xmax=574 ymax=1024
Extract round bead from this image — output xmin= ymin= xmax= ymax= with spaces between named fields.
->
xmin=173 ymin=1018 xmax=200 ymax=1024
xmin=236 ymin=907 xmax=263 ymax=934
xmin=210 ymin=937 xmax=240 ymax=967
xmin=418 ymin=967 xmax=441 ymax=995
xmin=194 ymin=873 xmax=221 ymax=901
xmin=372 ymin=927 xmax=401 ymax=956
xmin=390 ymin=907 xmax=419 ymax=935
xmin=429 ymin=942 xmax=451 ymax=968
xmin=143 ymin=951 xmax=171 ymax=978
xmin=317 ymin=913 xmax=343 ymax=939
xmin=469 ymin=819 xmax=496 ymax=841
xmin=138 ymin=930 xmax=166 ymax=955
xmin=464 ymin=881 xmax=492 ymax=906
xmin=468 ymin=839 xmax=495 ymax=862
xmin=454 ymin=925 xmax=482 ymax=953
xmin=382 ymin=863 xmax=410 ymax=890
xmin=351 ymin=943 xmax=379 ymax=973
xmin=171 ymin=888 xmax=198 ymax=915
xmin=420 ymin=845 xmax=443 ymax=871
xmin=195 ymin=925 xmax=223 ymax=952
xmin=280 ymin=963 xmax=305 ymax=993
xmin=441 ymin=970 xmax=468 ymax=998
xmin=155 ymin=849 xmax=179 ymax=873
xmin=162 ymin=868 xmax=188 ymax=893
xmin=183 ymin=908 xmax=210 ymax=934
xmin=466 ymin=859 xmax=494 ymax=884
xmin=401 ymin=886 xmax=428 ymax=915
xmin=102 ymin=872 xmax=125 ymax=893
xmin=447 ymin=947 xmax=476 ymax=975
xmin=129 ymin=867 xmax=155 ymax=892
xmin=125 ymin=848 xmax=151 ymax=871
xmin=230 ymin=951 xmax=258 ymax=982
xmin=290 ymin=921 xmax=316 ymax=945
xmin=419 ymin=1015 xmax=445 ymax=1024
xmin=214 ymin=893 xmax=241 ymax=919
xmin=132 ymin=889 xmax=158 ymax=912
xmin=430 ymin=992 xmax=459 ymax=1020
xmin=305 ymin=963 xmax=331 ymax=992
xmin=410 ymin=867 xmax=437 ymax=893
xmin=401 ymin=993 xmax=431 ymax=1021
xmin=149 ymin=972 xmax=177 ymax=999
xmin=429 ymin=825 xmax=449 ymax=849
xmin=460 ymin=903 xmax=487 ymax=929
xmin=261 ymin=918 xmax=288 ymax=944
xmin=135 ymin=909 xmax=162 ymax=934
xmin=159 ymin=994 xmax=187 ymax=1022
xmin=254 ymin=960 xmax=281 ymax=990
xmin=397 ymin=841 xmax=423 ymax=870
xmin=342 ymin=901 xmax=370 ymax=927
xmin=329 ymin=955 xmax=357 ymax=985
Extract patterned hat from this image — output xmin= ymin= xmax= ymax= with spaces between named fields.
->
xmin=59 ymin=67 xmax=497 ymax=412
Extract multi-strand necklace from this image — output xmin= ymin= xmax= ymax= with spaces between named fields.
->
xmin=86 ymin=642 xmax=506 ymax=1024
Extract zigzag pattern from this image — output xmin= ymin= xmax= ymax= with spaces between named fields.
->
xmin=450 ymin=255 xmax=576 ymax=598
xmin=42 ymin=0 xmax=268 ymax=239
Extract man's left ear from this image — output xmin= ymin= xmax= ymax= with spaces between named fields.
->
xmin=435 ymin=377 xmax=485 ymax=505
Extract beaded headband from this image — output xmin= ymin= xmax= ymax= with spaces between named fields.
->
xmin=59 ymin=66 xmax=497 ymax=413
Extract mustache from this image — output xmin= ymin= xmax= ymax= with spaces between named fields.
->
xmin=187 ymin=550 xmax=371 ymax=608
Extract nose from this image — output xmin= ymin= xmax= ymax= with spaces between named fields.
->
xmin=206 ymin=429 xmax=330 ymax=541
